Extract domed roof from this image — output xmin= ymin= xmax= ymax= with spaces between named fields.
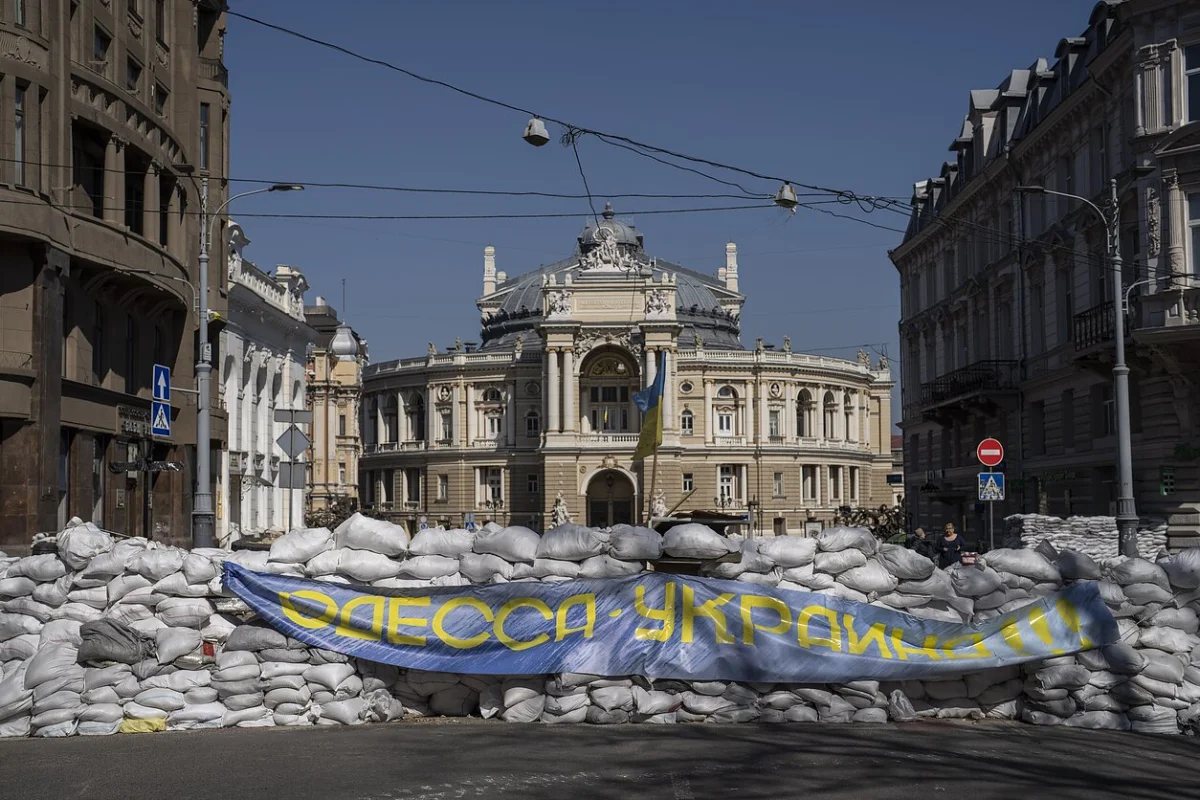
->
xmin=578 ymin=202 xmax=643 ymax=252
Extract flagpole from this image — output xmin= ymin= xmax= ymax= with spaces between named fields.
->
xmin=648 ymin=448 xmax=659 ymax=525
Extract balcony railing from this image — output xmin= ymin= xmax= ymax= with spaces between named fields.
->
xmin=1074 ymin=301 xmax=1130 ymax=351
xmin=199 ymin=57 xmax=228 ymax=88
xmin=920 ymin=360 xmax=1019 ymax=407
xmin=575 ymin=433 xmax=639 ymax=446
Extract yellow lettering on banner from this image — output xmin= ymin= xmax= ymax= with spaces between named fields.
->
xmin=495 ymin=598 xmax=553 ymax=651
xmin=1056 ymin=597 xmax=1093 ymax=649
xmin=280 ymin=590 xmax=337 ymax=630
xmin=740 ymin=595 xmax=792 ymax=646
xmin=796 ymin=605 xmax=842 ymax=652
xmin=555 ymin=594 xmax=596 ymax=642
xmin=998 ymin=616 xmax=1027 ymax=654
xmin=1027 ymin=605 xmax=1065 ymax=655
xmin=634 ymin=583 xmax=676 ymax=642
xmin=386 ymin=597 xmax=430 ymax=646
xmin=941 ymin=632 xmax=992 ymax=660
xmin=843 ymin=615 xmax=892 ymax=659
xmin=335 ymin=595 xmax=385 ymax=641
xmin=432 ymin=597 xmax=494 ymax=650
xmin=681 ymin=584 xmax=735 ymax=645
xmin=889 ymin=628 xmax=943 ymax=660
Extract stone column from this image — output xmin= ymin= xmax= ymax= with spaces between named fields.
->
xmin=1164 ymin=169 xmax=1187 ymax=284
xmin=103 ymin=135 xmax=122 ymax=224
xmin=562 ymin=348 xmax=575 ymax=433
xmin=143 ymin=161 xmax=160 ymax=241
xmin=645 ymin=347 xmax=657 ymax=387
xmin=166 ymin=184 xmax=181 ymax=257
xmin=466 ymin=384 xmax=475 ymax=443
xmin=506 ymin=382 xmax=516 ymax=446
xmin=759 ymin=379 xmax=768 ymax=442
xmin=704 ymin=380 xmax=714 ymax=444
xmin=452 ymin=385 xmax=461 ymax=445
xmin=661 ymin=349 xmax=673 ymax=431
xmin=426 ymin=387 xmax=437 ymax=445
xmin=547 ymin=348 xmax=560 ymax=433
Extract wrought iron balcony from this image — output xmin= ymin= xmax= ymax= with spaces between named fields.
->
xmin=1073 ymin=301 xmax=1130 ymax=351
xmin=199 ymin=57 xmax=228 ymax=88
xmin=920 ymin=360 xmax=1019 ymax=408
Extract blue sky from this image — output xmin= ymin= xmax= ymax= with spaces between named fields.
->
xmin=225 ymin=0 xmax=1098 ymax=401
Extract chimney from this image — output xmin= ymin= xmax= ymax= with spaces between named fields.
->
xmin=724 ymin=242 xmax=738 ymax=292
xmin=483 ymin=246 xmax=496 ymax=295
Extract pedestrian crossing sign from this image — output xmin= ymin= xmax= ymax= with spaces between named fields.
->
xmin=150 ymin=400 xmax=172 ymax=438
xmin=978 ymin=472 xmax=1005 ymax=501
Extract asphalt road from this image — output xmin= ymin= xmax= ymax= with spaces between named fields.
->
xmin=0 ymin=719 xmax=1196 ymax=800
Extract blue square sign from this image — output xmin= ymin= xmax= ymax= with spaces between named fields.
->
xmin=978 ymin=472 xmax=1005 ymax=501
xmin=151 ymin=401 xmax=172 ymax=438
xmin=153 ymin=364 xmax=171 ymax=402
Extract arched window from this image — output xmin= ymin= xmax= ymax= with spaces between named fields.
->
xmin=843 ymin=393 xmax=855 ymax=442
xmin=680 ymin=409 xmax=694 ymax=436
xmin=409 ymin=393 xmax=426 ymax=441
xmin=525 ymin=409 xmax=541 ymax=437
xmin=822 ymin=391 xmax=837 ymax=439
xmin=796 ymin=389 xmax=814 ymax=438
xmin=482 ymin=387 xmax=502 ymax=403
xmin=717 ymin=385 xmax=737 ymax=400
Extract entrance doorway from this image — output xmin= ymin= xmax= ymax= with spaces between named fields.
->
xmin=587 ymin=470 xmax=634 ymax=527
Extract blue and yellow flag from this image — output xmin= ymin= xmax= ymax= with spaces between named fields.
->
xmin=632 ymin=351 xmax=666 ymax=461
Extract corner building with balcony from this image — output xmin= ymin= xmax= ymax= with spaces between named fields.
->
xmin=360 ymin=205 xmax=894 ymax=533
xmin=0 ymin=1 xmax=230 ymax=551
xmin=892 ymin=0 xmax=1200 ymax=547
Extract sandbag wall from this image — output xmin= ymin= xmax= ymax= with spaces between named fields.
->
xmin=2 ymin=515 xmax=1200 ymax=737
xmin=1004 ymin=514 xmax=1169 ymax=561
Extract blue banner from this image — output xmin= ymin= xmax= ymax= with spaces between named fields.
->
xmin=223 ymin=563 xmax=1118 ymax=683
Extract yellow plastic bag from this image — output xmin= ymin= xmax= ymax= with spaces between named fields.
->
xmin=119 ymin=717 xmax=167 ymax=734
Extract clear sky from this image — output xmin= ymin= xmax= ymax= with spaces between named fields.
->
xmin=225 ymin=0 xmax=1099 ymax=408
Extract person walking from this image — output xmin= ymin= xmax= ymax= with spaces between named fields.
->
xmin=936 ymin=523 xmax=964 ymax=569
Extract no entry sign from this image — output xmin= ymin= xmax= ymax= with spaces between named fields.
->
xmin=977 ymin=438 xmax=1004 ymax=468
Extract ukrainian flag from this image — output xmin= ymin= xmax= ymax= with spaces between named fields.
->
xmin=633 ymin=352 xmax=666 ymax=461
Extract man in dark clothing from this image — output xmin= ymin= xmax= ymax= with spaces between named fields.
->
xmin=906 ymin=527 xmax=937 ymax=561
xmin=937 ymin=523 xmax=965 ymax=569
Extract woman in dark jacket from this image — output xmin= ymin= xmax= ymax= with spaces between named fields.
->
xmin=936 ymin=523 xmax=965 ymax=569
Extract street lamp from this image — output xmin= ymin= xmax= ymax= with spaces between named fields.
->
xmin=193 ymin=181 xmax=304 ymax=548
xmin=1015 ymin=177 xmax=1138 ymax=556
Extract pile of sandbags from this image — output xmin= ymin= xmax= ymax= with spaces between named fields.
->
xmin=1004 ymin=515 xmax=1168 ymax=562
xmin=5 ymin=514 xmax=1200 ymax=736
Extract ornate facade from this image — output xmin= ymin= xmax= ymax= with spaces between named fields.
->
xmin=217 ymin=222 xmax=314 ymax=544
xmin=0 ymin=1 xmax=230 ymax=550
xmin=360 ymin=205 xmax=894 ymax=534
xmin=892 ymin=0 xmax=1200 ymax=548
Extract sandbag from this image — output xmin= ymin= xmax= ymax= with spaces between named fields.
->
xmin=579 ymin=555 xmax=643 ymax=579
xmin=607 ymin=525 xmax=663 ymax=561
xmin=0 ymin=613 xmax=42 ymax=641
xmin=409 ymin=528 xmax=475 ymax=559
xmin=473 ymin=526 xmax=540 ymax=563
xmin=181 ymin=554 xmax=220 ymax=584
xmin=813 ymin=549 xmax=866 ymax=575
xmin=224 ymin=625 xmax=288 ymax=652
xmin=0 ymin=578 xmax=36 ymax=598
xmin=335 ymin=513 xmax=409 ymax=556
xmin=156 ymin=598 xmax=213 ymax=629
xmin=757 ymin=536 xmax=818 ymax=568
xmin=537 ymin=524 xmax=609 ymax=561
xmin=533 ymin=559 xmax=581 ymax=579
xmin=77 ymin=619 xmax=149 ymax=665
xmin=10 ymin=555 xmax=67 ymax=583
xmin=127 ymin=549 xmax=185 ymax=582
xmin=56 ymin=523 xmax=114 ymax=570
xmin=320 ymin=697 xmax=367 ymax=725
xmin=1056 ymin=550 xmax=1101 ymax=581
xmin=983 ymin=549 xmax=1060 ymax=583
xmin=428 ymin=684 xmax=476 ymax=717
xmin=156 ymin=628 xmax=202 ymax=665
xmin=836 ymin=560 xmax=898 ymax=594
xmin=396 ymin=555 xmax=460 ymax=580
xmin=303 ymin=663 xmax=356 ymax=693
xmin=817 ymin=526 xmax=877 ymax=554
xmin=1162 ymin=547 xmax=1200 ymax=590
xmin=457 ymin=553 xmax=514 ymax=583
xmin=875 ymin=543 xmax=934 ymax=580
xmin=662 ymin=524 xmax=738 ymax=559
xmin=336 ymin=550 xmax=403 ymax=582
xmin=948 ymin=564 xmax=1004 ymax=597
xmin=269 ymin=527 xmax=334 ymax=564
xmin=1108 ymin=559 xmax=1170 ymax=591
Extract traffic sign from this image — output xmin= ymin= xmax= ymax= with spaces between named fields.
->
xmin=419 ymin=515 xmax=429 ymax=531
xmin=977 ymin=438 xmax=1005 ymax=468
xmin=274 ymin=408 xmax=314 ymax=425
xmin=979 ymin=472 xmax=1005 ymax=501
xmin=150 ymin=401 xmax=172 ymax=437
xmin=152 ymin=364 xmax=171 ymax=401
xmin=278 ymin=462 xmax=307 ymax=490
xmin=276 ymin=425 xmax=311 ymax=460
xmin=464 ymin=512 xmax=476 ymax=532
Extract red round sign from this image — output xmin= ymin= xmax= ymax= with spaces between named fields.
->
xmin=977 ymin=438 xmax=1004 ymax=468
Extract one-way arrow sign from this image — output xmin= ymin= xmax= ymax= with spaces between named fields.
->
xmin=153 ymin=364 xmax=171 ymax=402
xmin=276 ymin=425 xmax=311 ymax=460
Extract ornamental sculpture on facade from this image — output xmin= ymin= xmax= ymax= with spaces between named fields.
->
xmin=547 ymin=290 xmax=573 ymax=318
xmin=651 ymin=490 xmax=668 ymax=519
xmin=645 ymin=289 xmax=670 ymax=318
xmin=551 ymin=492 xmax=572 ymax=526
xmin=580 ymin=226 xmax=639 ymax=273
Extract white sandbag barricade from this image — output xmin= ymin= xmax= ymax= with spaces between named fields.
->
xmin=3 ymin=517 xmax=1200 ymax=737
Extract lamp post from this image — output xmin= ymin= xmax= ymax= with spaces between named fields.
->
xmin=1016 ymin=178 xmax=1137 ymax=556
xmin=192 ymin=179 xmax=304 ymax=548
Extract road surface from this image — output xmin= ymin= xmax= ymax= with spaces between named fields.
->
xmin=0 ymin=719 xmax=1196 ymax=799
